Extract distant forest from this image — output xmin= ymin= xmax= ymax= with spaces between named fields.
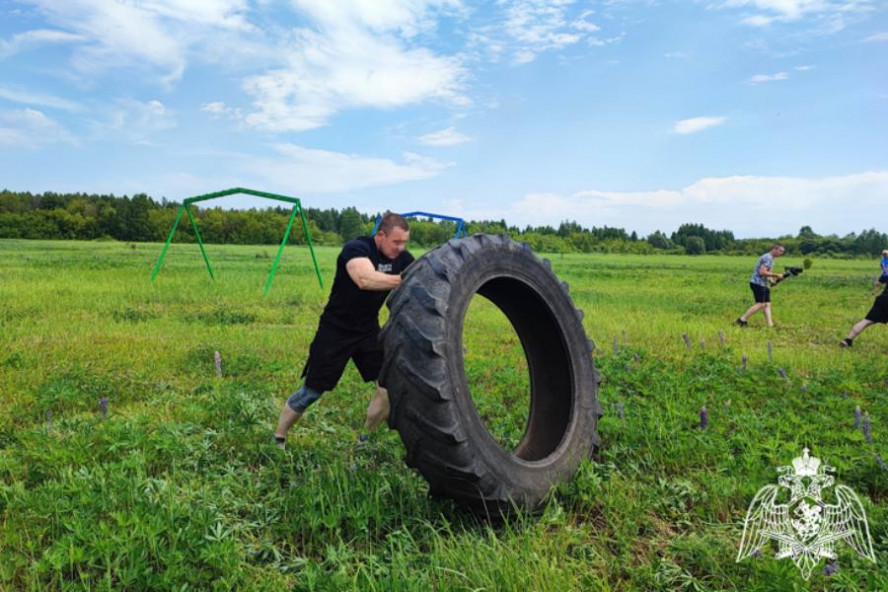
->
xmin=1 ymin=189 xmax=886 ymax=257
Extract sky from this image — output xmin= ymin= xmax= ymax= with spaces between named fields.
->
xmin=0 ymin=0 xmax=886 ymax=238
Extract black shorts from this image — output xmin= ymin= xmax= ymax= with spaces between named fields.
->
xmin=750 ymin=283 xmax=771 ymax=303
xmin=865 ymin=292 xmax=888 ymax=324
xmin=301 ymin=322 xmax=383 ymax=392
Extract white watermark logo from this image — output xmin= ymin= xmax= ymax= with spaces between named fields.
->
xmin=737 ymin=448 xmax=876 ymax=580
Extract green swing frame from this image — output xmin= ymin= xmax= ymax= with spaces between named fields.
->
xmin=150 ymin=187 xmax=323 ymax=294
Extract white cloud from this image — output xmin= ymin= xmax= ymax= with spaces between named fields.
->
xmin=0 ymin=28 xmax=85 ymax=57
xmin=242 ymin=1 xmax=467 ymax=132
xmin=571 ymin=10 xmax=601 ymax=33
xmin=418 ymin=126 xmax=472 ymax=146
xmin=794 ymin=64 xmax=813 ymax=70
xmin=13 ymin=1 xmax=470 ymax=132
xmin=503 ymin=1 xmax=586 ymax=64
xmin=289 ymin=0 xmax=464 ymax=38
xmin=587 ymin=31 xmax=625 ymax=48
xmin=242 ymin=144 xmax=451 ymax=193
xmin=741 ymin=14 xmax=776 ymax=26
xmin=723 ymin=0 xmax=876 ymax=31
xmin=748 ymin=72 xmax=789 ymax=83
xmin=673 ymin=116 xmax=727 ymax=134
xmin=78 ymin=143 xmax=447 ymax=198
xmin=452 ymin=171 xmax=888 ymax=237
xmin=468 ymin=2 xmax=617 ymax=65
xmin=0 ymin=108 xmax=78 ymax=148
xmin=92 ymin=98 xmax=176 ymax=145
xmin=0 ymin=85 xmax=80 ymax=111
xmin=137 ymin=0 xmax=252 ymax=29
xmin=16 ymin=0 xmax=253 ymax=83
xmin=200 ymin=101 xmax=242 ymax=119
xmin=724 ymin=0 xmax=839 ymax=21
xmin=862 ymin=32 xmax=888 ymax=42
xmin=201 ymin=102 xmax=228 ymax=115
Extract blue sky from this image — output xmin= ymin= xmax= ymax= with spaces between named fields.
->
xmin=1 ymin=0 xmax=886 ymax=238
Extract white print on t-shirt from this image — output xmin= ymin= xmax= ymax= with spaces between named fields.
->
xmin=377 ymin=263 xmax=393 ymax=273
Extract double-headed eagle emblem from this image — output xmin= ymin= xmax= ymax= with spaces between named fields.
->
xmin=737 ymin=448 xmax=876 ymax=579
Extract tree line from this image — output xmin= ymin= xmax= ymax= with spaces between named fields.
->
xmin=1 ymin=190 xmax=886 ymax=257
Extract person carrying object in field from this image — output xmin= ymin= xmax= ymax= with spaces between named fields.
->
xmin=274 ymin=213 xmax=414 ymax=449
xmin=840 ymin=277 xmax=888 ymax=348
xmin=735 ymin=243 xmax=786 ymax=328
xmin=872 ymin=249 xmax=888 ymax=297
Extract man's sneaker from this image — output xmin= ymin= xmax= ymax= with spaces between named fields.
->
xmin=736 ymin=318 xmax=748 ymax=327
xmin=840 ymin=338 xmax=853 ymax=348
xmin=274 ymin=435 xmax=287 ymax=449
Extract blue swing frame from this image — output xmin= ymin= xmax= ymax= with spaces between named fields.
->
xmin=370 ymin=211 xmax=467 ymax=238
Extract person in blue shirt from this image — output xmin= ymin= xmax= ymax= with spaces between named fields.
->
xmin=736 ymin=243 xmax=786 ymax=328
xmin=872 ymin=249 xmax=888 ymax=297
xmin=274 ymin=213 xmax=414 ymax=448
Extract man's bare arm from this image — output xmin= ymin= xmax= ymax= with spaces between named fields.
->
xmin=759 ymin=264 xmax=784 ymax=281
xmin=346 ymin=257 xmax=402 ymax=291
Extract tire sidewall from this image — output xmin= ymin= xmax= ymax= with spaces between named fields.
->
xmin=444 ymin=242 xmax=598 ymax=501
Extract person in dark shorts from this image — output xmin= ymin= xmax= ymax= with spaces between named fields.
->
xmin=872 ymin=249 xmax=888 ymax=297
xmin=274 ymin=213 xmax=414 ymax=448
xmin=840 ymin=282 xmax=888 ymax=348
xmin=736 ymin=243 xmax=786 ymax=328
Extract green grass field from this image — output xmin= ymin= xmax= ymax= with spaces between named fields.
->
xmin=1 ymin=238 xmax=887 ymax=590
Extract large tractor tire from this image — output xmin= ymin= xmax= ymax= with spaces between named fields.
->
xmin=379 ymin=234 xmax=602 ymax=510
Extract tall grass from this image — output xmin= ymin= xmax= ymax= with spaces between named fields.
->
xmin=1 ymin=239 xmax=886 ymax=590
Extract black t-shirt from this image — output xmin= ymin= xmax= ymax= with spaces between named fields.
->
xmin=319 ymin=236 xmax=414 ymax=333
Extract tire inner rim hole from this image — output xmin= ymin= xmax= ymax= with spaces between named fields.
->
xmin=464 ymin=277 xmax=573 ymax=461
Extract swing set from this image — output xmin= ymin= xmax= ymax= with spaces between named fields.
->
xmin=150 ymin=187 xmax=324 ymax=294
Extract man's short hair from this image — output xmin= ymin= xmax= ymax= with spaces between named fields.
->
xmin=378 ymin=212 xmax=409 ymax=235
xmin=772 ymin=243 xmax=785 ymax=251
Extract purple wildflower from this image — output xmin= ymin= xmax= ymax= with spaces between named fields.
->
xmin=875 ymin=453 xmax=888 ymax=471
xmin=214 ymin=350 xmax=223 ymax=377
xmin=855 ymin=406 xmax=861 ymax=429
xmin=99 ymin=397 xmax=108 ymax=417
xmin=800 ymin=385 xmax=807 ymax=394
xmin=862 ymin=413 xmax=872 ymax=444
xmin=822 ymin=561 xmax=838 ymax=576
xmin=750 ymin=548 xmax=763 ymax=559
xmin=699 ymin=406 xmax=708 ymax=430
xmin=633 ymin=353 xmax=640 ymax=363
xmin=682 ymin=333 xmax=692 ymax=349
xmin=777 ymin=367 xmax=787 ymax=380
xmin=742 ymin=354 xmax=748 ymax=368
xmin=767 ymin=341 xmax=773 ymax=362
xmin=616 ymin=401 xmax=625 ymax=419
